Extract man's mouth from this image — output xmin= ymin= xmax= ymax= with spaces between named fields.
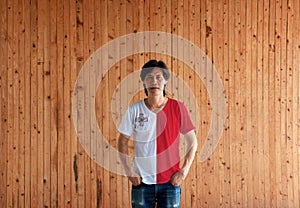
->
xmin=149 ymin=87 xmax=160 ymax=90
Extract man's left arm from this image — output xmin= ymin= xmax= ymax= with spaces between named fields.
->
xmin=170 ymin=130 xmax=198 ymax=186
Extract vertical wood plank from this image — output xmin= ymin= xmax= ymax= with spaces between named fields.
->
xmin=30 ymin=0 xmax=38 ymax=206
xmin=6 ymin=0 xmax=14 ymax=206
xmin=70 ymin=0 xmax=79 ymax=207
xmin=220 ymin=0 xmax=231 ymax=206
xmin=274 ymin=0 xmax=283 ymax=206
xmin=245 ymin=0 xmax=253 ymax=206
xmin=291 ymin=1 xmax=300 ymax=207
xmin=17 ymin=0 xmax=26 ymax=206
xmin=286 ymin=1 xmax=295 ymax=207
xmin=268 ymin=0 xmax=277 ymax=206
xmin=12 ymin=0 xmax=20 ymax=205
xmin=42 ymin=0 xmax=51 ymax=206
xmin=56 ymin=0 xmax=65 ymax=206
xmin=90 ymin=0 xmax=98 ymax=206
xmin=188 ymin=0 xmax=197 ymax=207
xmin=182 ymin=0 xmax=190 ymax=206
xmin=251 ymin=0 xmax=260 ymax=206
xmin=63 ymin=0 xmax=72 ymax=206
xmin=74 ymin=0 xmax=85 ymax=206
xmin=256 ymin=0 xmax=265 ymax=205
xmin=94 ymin=0 xmax=107 ymax=207
xmin=50 ymin=0 xmax=58 ymax=206
xmin=262 ymin=0 xmax=271 ymax=206
xmin=194 ymin=0 xmax=202 ymax=206
xmin=123 ymin=0 xmax=134 ymax=205
xmin=280 ymin=0 xmax=289 ymax=206
xmin=0 ymin=0 xmax=8 ymax=205
xmin=82 ymin=0 xmax=91 ymax=206
xmin=23 ymin=0 xmax=32 ymax=207
xmin=228 ymin=0 xmax=236 ymax=206
xmin=198 ymin=0 xmax=209 ymax=206
xmin=37 ymin=0 xmax=45 ymax=206
xmin=101 ymin=0 xmax=110 ymax=206
xmin=177 ymin=0 xmax=186 ymax=206
xmin=239 ymin=0 xmax=247 ymax=206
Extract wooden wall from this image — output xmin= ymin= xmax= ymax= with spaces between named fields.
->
xmin=0 ymin=0 xmax=299 ymax=207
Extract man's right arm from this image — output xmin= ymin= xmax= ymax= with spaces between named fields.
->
xmin=118 ymin=133 xmax=141 ymax=186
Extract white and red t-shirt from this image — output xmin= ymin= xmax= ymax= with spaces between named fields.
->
xmin=118 ymin=98 xmax=195 ymax=184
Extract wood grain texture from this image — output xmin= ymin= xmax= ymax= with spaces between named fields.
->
xmin=0 ymin=0 xmax=299 ymax=207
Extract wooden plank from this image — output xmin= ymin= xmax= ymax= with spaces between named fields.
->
xmin=227 ymin=0 xmax=236 ymax=206
xmin=291 ymin=1 xmax=300 ymax=207
xmin=148 ymin=0 xmax=156 ymax=60
xmin=177 ymin=0 xmax=186 ymax=206
xmin=109 ymin=0 xmax=120 ymax=207
xmin=182 ymin=0 xmax=191 ymax=206
xmin=274 ymin=0 xmax=283 ymax=206
xmin=30 ymin=0 xmax=38 ymax=206
xmin=212 ymin=0 xmax=224 ymax=206
xmin=101 ymin=0 xmax=110 ymax=206
xmin=198 ymin=0 xmax=209 ymax=206
xmin=116 ymin=0 xmax=126 ymax=207
xmin=37 ymin=0 xmax=45 ymax=207
xmin=194 ymin=0 xmax=202 ymax=205
xmin=23 ymin=0 xmax=32 ymax=206
xmin=234 ymin=0 xmax=243 ymax=206
xmin=171 ymin=0 xmax=179 ymax=100
xmin=94 ymin=0 xmax=107 ymax=207
xmin=82 ymin=0 xmax=91 ymax=206
xmin=262 ymin=0 xmax=271 ymax=206
xmin=74 ymin=0 xmax=86 ymax=206
xmin=17 ymin=0 xmax=26 ymax=206
xmin=6 ymin=0 xmax=14 ymax=206
xmin=0 ymin=0 xmax=8 ymax=206
xmin=239 ymin=0 xmax=247 ymax=207
xmin=42 ymin=0 xmax=51 ymax=206
xmin=220 ymin=0 xmax=231 ymax=206
xmin=122 ymin=0 xmax=133 ymax=206
xmin=69 ymin=0 xmax=79 ymax=207
xmin=279 ymin=0 xmax=289 ymax=206
xmin=187 ymin=0 xmax=197 ymax=207
xmin=56 ymin=0 xmax=65 ymax=206
xmin=63 ymin=0 xmax=72 ymax=206
xmin=267 ymin=0 xmax=277 ymax=206
xmin=86 ymin=11 xmax=96 ymax=208
xmin=141 ymin=0 xmax=150 ymax=60
xmin=286 ymin=1 xmax=295 ymax=207
xmin=245 ymin=0 xmax=253 ymax=206
xmin=251 ymin=0 xmax=259 ymax=206
xmin=256 ymin=0 xmax=265 ymax=206
xmin=49 ymin=0 xmax=58 ymax=206
xmin=88 ymin=0 xmax=98 ymax=205
xmin=12 ymin=0 xmax=20 ymax=206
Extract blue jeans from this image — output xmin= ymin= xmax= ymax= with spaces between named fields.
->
xmin=131 ymin=182 xmax=181 ymax=208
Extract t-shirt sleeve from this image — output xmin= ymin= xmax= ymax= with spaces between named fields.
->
xmin=179 ymin=102 xmax=195 ymax=134
xmin=118 ymin=108 xmax=134 ymax=137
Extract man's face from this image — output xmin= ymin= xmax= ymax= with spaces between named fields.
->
xmin=143 ymin=68 xmax=167 ymax=96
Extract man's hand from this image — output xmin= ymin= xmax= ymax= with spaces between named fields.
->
xmin=170 ymin=170 xmax=186 ymax=186
xmin=128 ymin=172 xmax=142 ymax=186
xmin=170 ymin=130 xmax=198 ymax=186
xmin=118 ymin=133 xmax=142 ymax=186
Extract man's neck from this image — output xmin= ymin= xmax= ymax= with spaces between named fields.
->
xmin=146 ymin=95 xmax=165 ymax=108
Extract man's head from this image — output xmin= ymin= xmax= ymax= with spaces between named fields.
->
xmin=140 ymin=60 xmax=170 ymax=96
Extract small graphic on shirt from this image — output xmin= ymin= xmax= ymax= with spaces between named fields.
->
xmin=135 ymin=113 xmax=149 ymax=127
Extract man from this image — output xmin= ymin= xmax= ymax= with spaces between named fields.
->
xmin=118 ymin=59 xmax=198 ymax=208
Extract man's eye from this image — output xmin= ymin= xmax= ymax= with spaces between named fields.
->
xmin=156 ymin=75 xmax=163 ymax=80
